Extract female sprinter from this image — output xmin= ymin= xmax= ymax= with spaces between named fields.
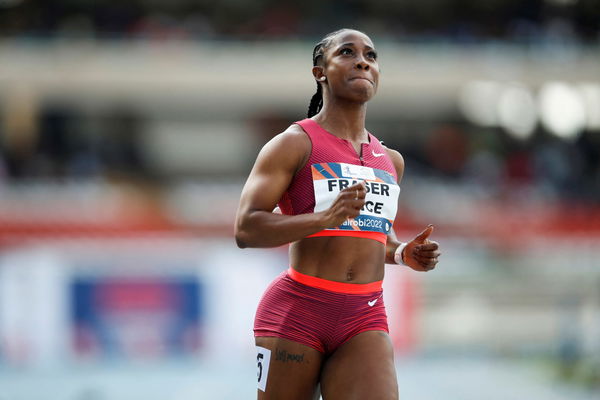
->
xmin=235 ymin=28 xmax=441 ymax=400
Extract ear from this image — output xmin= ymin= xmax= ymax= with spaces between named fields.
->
xmin=312 ymin=66 xmax=325 ymax=82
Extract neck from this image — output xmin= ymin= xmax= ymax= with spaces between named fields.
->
xmin=312 ymin=98 xmax=368 ymax=142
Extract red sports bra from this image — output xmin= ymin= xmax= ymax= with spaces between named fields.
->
xmin=277 ymin=119 xmax=400 ymax=244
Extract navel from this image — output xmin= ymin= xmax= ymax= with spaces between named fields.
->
xmin=346 ymin=268 xmax=354 ymax=281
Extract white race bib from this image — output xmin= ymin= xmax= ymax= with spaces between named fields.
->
xmin=312 ymin=162 xmax=400 ymax=234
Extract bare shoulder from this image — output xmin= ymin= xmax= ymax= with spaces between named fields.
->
xmin=263 ymin=123 xmax=310 ymax=152
xmin=256 ymin=123 xmax=311 ymax=174
xmin=383 ymin=144 xmax=405 ymax=182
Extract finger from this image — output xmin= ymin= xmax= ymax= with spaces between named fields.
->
xmin=347 ymin=182 xmax=368 ymax=197
xmin=415 ymin=242 xmax=439 ymax=252
xmin=347 ymin=208 xmax=361 ymax=218
xmin=413 ymin=256 xmax=439 ymax=268
xmin=341 ymin=191 xmax=356 ymax=200
xmin=413 ymin=251 xmax=441 ymax=260
xmin=412 ymin=249 xmax=439 ymax=260
xmin=341 ymin=188 xmax=366 ymax=200
xmin=341 ymin=194 xmax=366 ymax=207
xmin=411 ymin=248 xmax=440 ymax=260
xmin=344 ymin=188 xmax=366 ymax=202
xmin=424 ymin=263 xmax=437 ymax=271
xmin=351 ymin=202 xmax=365 ymax=213
xmin=350 ymin=199 xmax=366 ymax=209
xmin=413 ymin=224 xmax=434 ymax=243
xmin=354 ymin=180 xmax=367 ymax=189
xmin=343 ymin=181 xmax=366 ymax=191
xmin=418 ymin=259 xmax=438 ymax=270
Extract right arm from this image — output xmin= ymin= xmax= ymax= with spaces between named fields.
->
xmin=234 ymin=127 xmax=366 ymax=248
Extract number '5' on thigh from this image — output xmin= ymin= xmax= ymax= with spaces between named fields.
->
xmin=255 ymin=337 xmax=323 ymax=400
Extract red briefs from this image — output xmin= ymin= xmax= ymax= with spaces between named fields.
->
xmin=254 ymin=268 xmax=389 ymax=354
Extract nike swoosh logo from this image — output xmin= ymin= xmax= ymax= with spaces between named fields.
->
xmin=372 ymin=150 xmax=385 ymax=157
xmin=368 ymin=298 xmax=378 ymax=307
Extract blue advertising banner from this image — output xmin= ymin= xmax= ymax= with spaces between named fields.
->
xmin=71 ymin=277 xmax=203 ymax=360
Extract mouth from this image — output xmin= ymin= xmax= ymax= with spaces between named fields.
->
xmin=350 ymin=77 xmax=374 ymax=85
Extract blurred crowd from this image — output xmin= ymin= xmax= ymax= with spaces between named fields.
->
xmin=0 ymin=103 xmax=151 ymax=183
xmin=1 ymin=102 xmax=599 ymax=205
xmin=0 ymin=0 xmax=598 ymax=43
xmin=0 ymin=0 xmax=599 ymax=206
xmin=393 ymin=123 xmax=600 ymax=204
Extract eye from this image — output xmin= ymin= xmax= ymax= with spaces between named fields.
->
xmin=340 ymin=47 xmax=353 ymax=55
xmin=367 ymin=51 xmax=378 ymax=60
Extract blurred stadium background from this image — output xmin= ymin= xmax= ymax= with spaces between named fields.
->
xmin=1 ymin=0 xmax=599 ymax=399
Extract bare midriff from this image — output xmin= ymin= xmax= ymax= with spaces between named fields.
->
xmin=289 ymin=236 xmax=385 ymax=284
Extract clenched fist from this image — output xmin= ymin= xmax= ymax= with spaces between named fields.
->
xmin=401 ymin=225 xmax=441 ymax=272
xmin=320 ymin=181 xmax=367 ymax=228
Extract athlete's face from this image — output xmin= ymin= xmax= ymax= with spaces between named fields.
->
xmin=316 ymin=31 xmax=380 ymax=103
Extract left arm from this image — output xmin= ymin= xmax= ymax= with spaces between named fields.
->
xmin=384 ymin=147 xmax=441 ymax=271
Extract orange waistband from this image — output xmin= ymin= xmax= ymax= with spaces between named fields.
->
xmin=305 ymin=230 xmax=387 ymax=244
xmin=287 ymin=267 xmax=383 ymax=294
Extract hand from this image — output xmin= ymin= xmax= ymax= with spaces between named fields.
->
xmin=320 ymin=181 xmax=367 ymax=228
xmin=403 ymin=225 xmax=440 ymax=272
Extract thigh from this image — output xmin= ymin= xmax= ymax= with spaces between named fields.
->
xmin=320 ymin=331 xmax=398 ymax=400
xmin=255 ymin=336 xmax=324 ymax=400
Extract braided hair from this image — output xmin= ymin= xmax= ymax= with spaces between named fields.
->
xmin=307 ymin=29 xmax=353 ymax=118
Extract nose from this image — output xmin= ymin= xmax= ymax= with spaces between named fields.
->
xmin=356 ymin=62 xmax=369 ymax=71
xmin=355 ymin=54 xmax=369 ymax=71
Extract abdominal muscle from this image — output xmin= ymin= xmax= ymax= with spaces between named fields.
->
xmin=289 ymin=236 xmax=386 ymax=284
